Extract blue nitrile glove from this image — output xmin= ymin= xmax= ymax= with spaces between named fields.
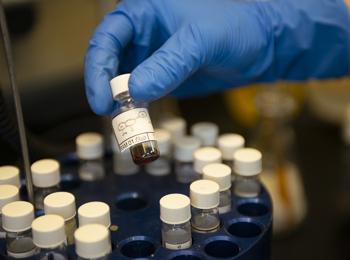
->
xmin=85 ymin=0 xmax=350 ymax=115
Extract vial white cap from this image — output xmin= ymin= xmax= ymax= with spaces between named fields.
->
xmin=155 ymin=128 xmax=171 ymax=155
xmin=44 ymin=192 xmax=76 ymax=221
xmin=31 ymin=159 xmax=60 ymax=188
xmin=75 ymin=224 xmax=111 ymax=259
xmin=190 ymin=180 xmax=220 ymax=209
xmin=191 ymin=122 xmax=218 ymax=146
xmin=0 ymin=165 xmax=21 ymax=188
xmin=160 ymin=194 xmax=191 ymax=225
xmin=2 ymin=201 xmax=34 ymax=232
xmin=193 ymin=147 xmax=222 ymax=174
xmin=218 ymin=134 xmax=245 ymax=161
xmin=234 ymin=148 xmax=262 ymax=176
xmin=174 ymin=136 xmax=201 ymax=162
xmin=32 ymin=215 xmax=66 ymax=248
xmin=160 ymin=117 xmax=187 ymax=139
xmin=110 ymin=73 xmax=130 ymax=100
xmin=0 ymin=185 xmax=19 ymax=213
xmin=76 ymin=132 xmax=104 ymax=160
xmin=78 ymin=201 xmax=111 ymax=228
xmin=203 ymin=163 xmax=232 ymax=191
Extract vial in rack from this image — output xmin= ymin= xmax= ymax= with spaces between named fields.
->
xmin=0 ymin=165 xmax=21 ymax=188
xmin=160 ymin=194 xmax=192 ymax=250
xmin=191 ymin=122 xmax=218 ymax=146
xmin=78 ymin=201 xmax=111 ymax=228
xmin=160 ymin=117 xmax=187 ymax=140
xmin=0 ymin=185 xmax=19 ymax=238
xmin=193 ymin=147 xmax=222 ymax=175
xmin=110 ymin=74 xmax=159 ymax=165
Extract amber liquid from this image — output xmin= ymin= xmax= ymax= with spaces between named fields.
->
xmin=130 ymin=140 xmax=160 ymax=165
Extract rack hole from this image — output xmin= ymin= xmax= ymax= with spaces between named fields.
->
xmin=120 ymin=239 xmax=156 ymax=258
xmin=115 ymin=192 xmax=148 ymax=211
xmin=204 ymin=239 xmax=239 ymax=258
xmin=61 ymin=174 xmax=81 ymax=191
xmin=228 ymin=222 xmax=262 ymax=238
xmin=238 ymin=203 xmax=268 ymax=217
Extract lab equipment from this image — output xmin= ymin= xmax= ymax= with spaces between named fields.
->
xmin=78 ymin=201 xmax=111 ymax=228
xmin=193 ymin=147 xmax=222 ymax=175
xmin=191 ymin=122 xmax=218 ymax=146
xmin=218 ymin=134 xmax=245 ymax=175
xmin=159 ymin=117 xmax=187 ymax=140
xmin=0 ymin=185 xmax=19 ymax=238
xmin=0 ymin=166 xmax=21 ymax=188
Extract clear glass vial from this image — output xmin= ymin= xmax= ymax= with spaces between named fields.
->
xmin=0 ymin=185 xmax=19 ymax=238
xmin=110 ymin=74 xmax=159 ymax=165
xmin=31 ymin=159 xmax=61 ymax=210
xmin=193 ymin=147 xmax=222 ymax=175
xmin=74 ymin=224 xmax=111 ymax=260
xmin=203 ymin=163 xmax=232 ymax=214
xmin=190 ymin=180 xmax=220 ymax=233
xmin=44 ymin=192 xmax=77 ymax=245
xmin=160 ymin=117 xmax=187 ymax=141
xmin=32 ymin=215 xmax=67 ymax=260
xmin=174 ymin=136 xmax=201 ymax=183
xmin=76 ymin=132 xmax=105 ymax=181
xmin=78 ymin=201 xmax=111 ymax=228
xmin=191 ymin=122 xmax=218 ymax=146
xmin=160 ymin=194 xmax=192 ymax=250
xmin=0 ymin=165 xmax=21 ymax=188
xmin=146 ymin=129 xmax=172 ymax=176
xmin=2 ymin=201 xmax=37 ymax=258
xmin=233 ymin=148 xmax=262 ymax=198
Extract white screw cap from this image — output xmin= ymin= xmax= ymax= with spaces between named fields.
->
xmin=2 ymin=201 xmax=34 ymax=232
xmin=0 ymin=185 xmax=19 ymax=213
xmin=76 ymin=132 xmax=104 ymax=160
xmin=110 ymin=73 xmax=130 ymax=100
xmin=174 ymin=136 xmax=201 ymax=162
xmin=190 ymin=180 xmax=220 ymax=209
xmin=31 ymin=159 xmax=60 ymax=188
xmin=160 ymin=194 xmax=191 ymax=225
xmin=0 ymin=166 xmax=21 ymax=188
xmin=191 ymin=122 xmax=218 ymax=146
xmin=32 ymin=215 xmax=66 ymax=248
xmin=218 ymin=134 xmax=245 ymax=161
xmin=193 ymin=147 xmax=222 ymax=174
xmin=203 ymin=163 xmax=232 ymax=191
xmin=160 ymin=117 xmax=186 ymax=139
xmin=44 ymin=192 xmax=76 ymax=221
xmin=234 ymin=148 xmax=262 ymax=176
xmin=155 ymin=128 xmax=171 ymax=156
xmin=75 ymin=224 xmax=111 ymax=259
xmin=78 ymin=202 xmax=111 ymax=228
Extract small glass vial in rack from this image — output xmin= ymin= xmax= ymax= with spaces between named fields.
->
xmin=0 ymin=165 xmax=21 ymax=188
xmin=203 ymin=164 xmax=232 ymax=214
xmin=160 ymin=117 xmax=187 ymax=140
xmin=75 ymin=224 xmax=111 ymax=260
xmin=76 ymin=132 xmax=105 ymax=181
xmin=191 ymin=122 xmax=218 ymax=146
xmin=174 ymin=136 xmax=201 ymax=183
xmin=146 ymin=129 xmax=171 ymax=176
xmin=0 ymin=185 xmax=19 ymax=238
xmin=110 ymin=74 xmax=159 ymax=165
xmin=78 ymin=201 xmax=111 ymax=228
xmin=44 ymin=192 xmax=77 ymax=245
xmin=32 ymin=215 xmax=67 ymax=260
xmin=193 ymin=147 xmax=222 ymax=175
xmin=2 ymin=201 xmax=37 ymax=258
xmin=190 ymin=180 xmax=220 ymax=233
xmin=31 ymin=159 xmax=60 ymax=210
xmin=160 ymin=194 xmax=192 ymax=250
xmin=233 ymin=148 xmax=262 ymax=198
xmin=218 ymin=134 xmax=245 ymax=172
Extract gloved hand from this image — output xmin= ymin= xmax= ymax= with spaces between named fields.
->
xmin=85 ymin=0 xmax=350 ymax=115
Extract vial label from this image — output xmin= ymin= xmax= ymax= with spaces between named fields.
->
xmin=112 ymin=108 xmax=155 ymax=152
xmin=165 ymin=240 xmax=192 ymax=250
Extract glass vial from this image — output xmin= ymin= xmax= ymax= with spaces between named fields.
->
xmin=191 ymin=122 xmax=218 ymax=146
xmin=0 ymin=185 xmax=19 ymax=238
xmin=74 ymin=224 xmax=111 ymax=260
xmin=174 ymin=136 xmax=201 ymax=183
xmin=203 ymin=164 xmax=232 ymax=214
xmin=160 ymin=194 xmax=192 ymax=250
xmin=0 ymin=165 xmax=21 ymax=188
xmin=233 ymin=148 xmax=262 ymax=198
xmin=110 ymin=74 xmax=159 ymax=165
xmin=190 ymin=180 xmax=220 ymax=233
xmin=31 ymin=159 xmax=61 ymax=210
xmin=78 ymin=201 xmax=111 ymax=228
xmin=32 ymin=215 xmax=67 ymax=260
xmin=44 ymin=192 xmax=77 ymax=245
xmin=146 ymin=129 xmax=171 ymax=176
xmin=193 ymin=147 xmax=222 ymax=175
xmin=76 ymin=132 xmax=105 ymax=181
xmin=2 ymin=201 xmax=36 ymax=258
xmin=160 ymin=117 xmax=187 ymax=141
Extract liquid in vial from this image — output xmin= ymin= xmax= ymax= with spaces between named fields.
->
xmin=0 ymin=185 xmax=19 ymax=239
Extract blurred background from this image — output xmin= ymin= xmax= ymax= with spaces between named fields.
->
xmin=1 ymin=1 xmax=350 ymax=259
